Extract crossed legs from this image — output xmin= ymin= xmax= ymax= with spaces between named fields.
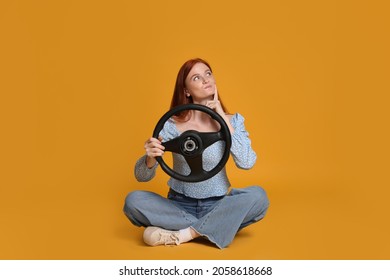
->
xmin=123 ymin=186 xmax=269 ymax=249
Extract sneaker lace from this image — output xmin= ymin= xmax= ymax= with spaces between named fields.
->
xmin=159 ymin=231 xmax=180 ymax=246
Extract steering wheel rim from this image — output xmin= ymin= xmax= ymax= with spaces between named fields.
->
xmin=152 ymin=104 xmax=232 ymax=182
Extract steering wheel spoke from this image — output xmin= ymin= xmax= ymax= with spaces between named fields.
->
xmin=184 ymin=154 xmax=205 ymax=177
xmin=198 ymin=131 xmax=224 ymax=149
xmin=162 ymin=138 xmax=181 ymax=154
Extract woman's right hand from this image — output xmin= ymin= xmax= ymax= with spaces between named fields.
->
xmin=144 ymin=136 xmax=165 ymax=168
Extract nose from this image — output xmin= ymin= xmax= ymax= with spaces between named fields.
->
xmin=202 ymin=76 xmax=209 ymax=84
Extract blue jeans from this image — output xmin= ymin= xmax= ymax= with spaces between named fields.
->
xmin=123 ymin=186 xmax=269 ymax=249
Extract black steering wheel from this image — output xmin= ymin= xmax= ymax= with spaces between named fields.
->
xmin=153 ymin=104 xmax=232 ymax=182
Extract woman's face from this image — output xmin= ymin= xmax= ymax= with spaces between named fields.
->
xmin=184 ymin=62 xmax=216 ymax=103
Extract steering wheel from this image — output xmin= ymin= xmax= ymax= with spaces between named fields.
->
xmin=153 ymin=104 xmax=232 ymax=182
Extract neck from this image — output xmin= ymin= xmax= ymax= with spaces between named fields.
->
xmin=189 ymin=110 xmax=209 ymax=122
xmin=189 ymin=98 xmax=213 ymax=122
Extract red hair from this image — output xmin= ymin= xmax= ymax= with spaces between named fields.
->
xmin=170 ymin=58 xmax=228 ymax=120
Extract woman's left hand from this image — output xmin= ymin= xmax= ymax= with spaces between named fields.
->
xmin=205 ymin=85 xmax=225 ymax=117
xmin=206 ymin=85 xmax=234 ymax=134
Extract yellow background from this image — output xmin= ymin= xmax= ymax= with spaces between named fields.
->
xmin=1 ymin=0 xmax=389 ymax=259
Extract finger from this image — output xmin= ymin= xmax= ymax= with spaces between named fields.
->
xmin=147 ymin=142 xmax=165 ymax=150
xmin=145 ymin=138 xmax=165 ymax=150
xmin=146 ymin=137 xmax=161 ymax=145
xmin=205 ymin=100 xmax=215 ymax=109
xmin=214 ymin=85 xmax=219 ymax=101
xmin=152 ymin=149 xmax=165 ymax=156
xmin=146 ymin=148 xmax=165 ymax=157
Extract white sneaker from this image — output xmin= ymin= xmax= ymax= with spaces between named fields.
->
xmin=143 ymin=227 xmax=180 ymax=246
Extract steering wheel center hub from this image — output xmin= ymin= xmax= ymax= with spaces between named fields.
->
xmin=183 ymin=138 xmax=197 ymax=152
xmin=180 ymin=131 xmax=203 ymax=156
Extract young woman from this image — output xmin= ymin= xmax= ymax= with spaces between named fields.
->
xmin=123 ymin=58 xmax=269 ymax=249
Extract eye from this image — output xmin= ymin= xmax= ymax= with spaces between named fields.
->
xmin=206 ymin=71 xmax=212 ymax=76
xmin=193 ymin=76 xmax=199 ymax=81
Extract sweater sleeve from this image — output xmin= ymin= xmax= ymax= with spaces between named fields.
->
xmin=134 ymin=119 xmax=179 ymax=182
xmin=134 ymin=154 xmax=158 ymax=182
xmin=230 ymin=113 xmax=257 ymax=169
